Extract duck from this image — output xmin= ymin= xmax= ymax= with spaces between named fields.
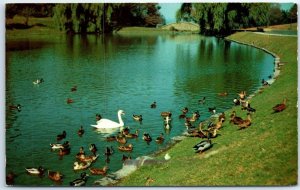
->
xmin=233 ymin=98 xmax=240 ymax=106
xmin=76 ymin=147 xmax=85 ymax=158
xmin=193 ymin=138 xmax=212 ymax=153
xmin=105 ymin=135 xmax=116 ymax=141
xmin=78 ymin=154 xmax=99 ymax=163
xmin=104 ymin=146 xmax=114 ymax=156
xmin=118 ymin=144 xmax=133 ymax=152
xmin=89 ymin=144 xmax=98 ymax=155
xmin=182 ymin=107 xmax=189 ymax=114
xmin=261 ymin=79 xmax=269 ymax=86
xmin=71 ymin=86 xmax=77 ymax=92
xmin=125 ymin=129 xmax=139 ymax=138
xmin=133 ymin=114 xmax=143 ymax=122
xmin=209 ymin=117 xmax=225 ymax=130
xmin=238 ymin=113 xmax=252 ymax=130
xmin=67 ymin=98 xmax=74 ymax=104
xmin=122 ymin=154 xmax=132 ymax=162
xmin=218 ymin=92 xmax=228 ymax=96
xmin=59 ymin=147 xmax=71 ymax=156
xmin=48 ymin=170 xmax=63 ymax=181
xmin=164 ymin=117 xmax=172 ymax=130
xmin=116 ymin=136 xmax=127 ymax=144
xmin=25 ymin=166 xmax=45 ymax=176
xmin=70 ymin=172 xmax=89 ymax=187
xmin=238 ymin=91 xmax=246 ymax=100
xmin=241 ymin=100 xmax=249 ymax=110
xmin=73 ymin=161 xmax=92 ymax=171
xmin=179 ymin=113 xmax=186 ymax=119
xmin=229 ymin=111 xmax=244 ymax=125
xmin=199 ymin=123 xmax=219 ymax=138
xmin=161 ymin=111 xmax=172 ymax=118
xmin=164 ymin=153 xmax=171 ymax=160
xmin=155 ymin=133 xmax=164 ymax=144
xmin=91 ymin=110 xmax=125 ymax=129
xmin=33 ymin=78 xmax=44 ymax=85
xmin=57 ymin=131 xmax=66 ymax=141
xmin=272 ymin=98 xmax=287 ymax=113
xmin=96 ymin=114 xmax=102 ymax=121
xmin=150 ymin=101 xmax=157 ymax=108
xmin=218 ymin=112 xmax=226 ymax=122
xmin=50 ymin=141 xmax=70 ymax=150
xmin=143 ymin=133 xmax=152 ymax=143
xmin=208 ymin=107 xmax=216 ymax=114
xmin=121 ymin=127 xmax=130 ymax=136
xmin=9 ymin=104 xmax=22 ymax=112
xmin=89 ymin=166 xmax=109 ymax=176
xmin=77 ymin=126 xmax=84 ymax=136
xmin=198 ymin=97 xmax=206 ymax=104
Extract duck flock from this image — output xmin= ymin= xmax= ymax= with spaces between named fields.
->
xmin=6 ymin=78 xmax=287 ymax=186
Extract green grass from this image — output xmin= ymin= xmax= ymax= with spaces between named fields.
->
xmin=116 ymin=32 xmax=298 ymax=186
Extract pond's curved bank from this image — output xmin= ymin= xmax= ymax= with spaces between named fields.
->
xmin=107 ymin=32 xmax=297 ymax=186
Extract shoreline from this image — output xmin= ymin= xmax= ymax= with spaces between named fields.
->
xmin=93 ymin=33 xmax=282 ymax=186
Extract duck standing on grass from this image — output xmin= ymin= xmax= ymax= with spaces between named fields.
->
xmin=272 ymin=98 xmax=287 ymax=113
xmin=69 ymin=172 xmax=89 ymax=186
xmin=193 ymin=137 xmax=213 ymax=153
xmin=238 ymin=113 xmax=252 ymax=130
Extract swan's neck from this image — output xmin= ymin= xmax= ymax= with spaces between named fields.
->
xmin=118 ymin=112 xmax=124 ymax=127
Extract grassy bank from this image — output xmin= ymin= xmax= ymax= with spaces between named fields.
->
xmin=116 ymin=32 xmax=298 ymax=186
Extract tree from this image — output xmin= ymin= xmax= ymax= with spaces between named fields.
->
xmin=269 ymin=4 xmax=283 ymax=25
xmin=288 ymin=4 xmax=297 ymax=23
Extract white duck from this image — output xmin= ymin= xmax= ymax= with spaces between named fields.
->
xmin=91 ymin=110 xmax=125 ymax=129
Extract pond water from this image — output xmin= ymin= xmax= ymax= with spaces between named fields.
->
xmin=6 ymin=33 xmax=274 ymax=186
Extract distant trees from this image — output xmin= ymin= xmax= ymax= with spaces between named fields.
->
xmin=52 ymin=3 xmax=164 ymax=34
xmin=176 ymin=3 xmax=297 ymax=36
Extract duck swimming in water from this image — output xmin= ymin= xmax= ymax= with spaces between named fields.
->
xmin=150 ymin=101 xmax=157 ymax=108
xmin=25 ymin=166 xmax=45 ymax=176
xmin=89 ymin=166 xmax=109 ymax=176
xmin=48 ymin=170 xmax=63 ymax=182
xmin=57 ymin=131 xmax=66 ymax=141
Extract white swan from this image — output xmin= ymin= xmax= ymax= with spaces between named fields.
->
xmin=91 ymin=110 xmax=125 ymax=129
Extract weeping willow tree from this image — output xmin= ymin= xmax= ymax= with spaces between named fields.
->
xmin=178 ymin=3 xmax=271 ymax=36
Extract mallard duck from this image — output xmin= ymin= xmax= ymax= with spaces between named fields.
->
xmin=59 ymin=147 xmax=71 ymax=156
xmin=161 ymin=111 xmax=172 ymax=118
xmin=71 ymin=86 xmax=77 ymax=92
xmin=218 ymin=112 xmax=226 ymax=122
xmin=121 ymin=127 xmax=130 ymax=136
xmin=33 ymin=78 xmax=44 ymax=85
xmin=208 ymin=118 xmax=225 ymax=130
xmin=150 ymin=101 xmax=156 ymax=108
xmin=143 ymin=133 xmax=152 ymax=143
xmin=116 ymin=136 xmax=127 ymax=144
xmin=9 ymin=104 xmax=21 ymax=112
xmin=193 ymin=111 xmax=200 ymax=119
xmin=25 ymin=166 xmax=45 ymax=176
xmin=199 ymin=123 xmax=219 ymax=138
xmin=89 ymin=144 xmax=97 ymax=155
xmin=233 ymin=98 xmax=240 ymax=106
xmin=218 ymin=92 xmax=228 ymax=96
xmin=261 ymin=79 xmax=269 ymax=86
xmin=155 ymin=133 xmax=164 ymax=144
xmin=133 ymin=114 xmax=143 ymax=122
xmin=50 ymin=141 xmax=70 ymax=150
xmin=272 ymin=98 xmax=287 ymax=113
xmin=118 ymin=144 xmax=133 ymax=152
xmin=125 ymin=129 xmax=139 ymax=138
xmin=229 ymin=111 xmax=243 ymax=125
xmin=48 ymin=170 xmax=63 ymax=181
xmin=193 ymin=138 xmax=212 ymax=153
xmin=77 ymin=126 xmax=84 ymax=136
xmin=198 ymin=97 xmax=206 ymax=104
xmin=67 ymin=98 xmax=74 ymax=104
xmin=78 ymin=154 xmax=99 ymax=163
xmin=208 ymin=107 xmax=216 ymax=114
xmin=182 ymin=107 xmax=189 ymax=114
xmin=238 ymin=113 xmax=252 ymax=130
xmin=70 ymin=172 xmax=89 ymax=186
xmin=57 ymin=131 xmax=66 ymax=141
xmin=104 ymin=146 xmax=114 ymax=156
xmin=73 ymin=161 xmax=91 ymax=171
xmin=122 ymin=154 xmax=132 ymax=162
xmin=89 ymin=166 xmax=109 ymax=176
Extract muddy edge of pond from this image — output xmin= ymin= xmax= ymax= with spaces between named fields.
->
xmin=93 ymin=37 xmax=281 ymax=186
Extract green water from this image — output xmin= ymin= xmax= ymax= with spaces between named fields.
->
xmin=6 ymin=33 xmax=274 ymax=186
